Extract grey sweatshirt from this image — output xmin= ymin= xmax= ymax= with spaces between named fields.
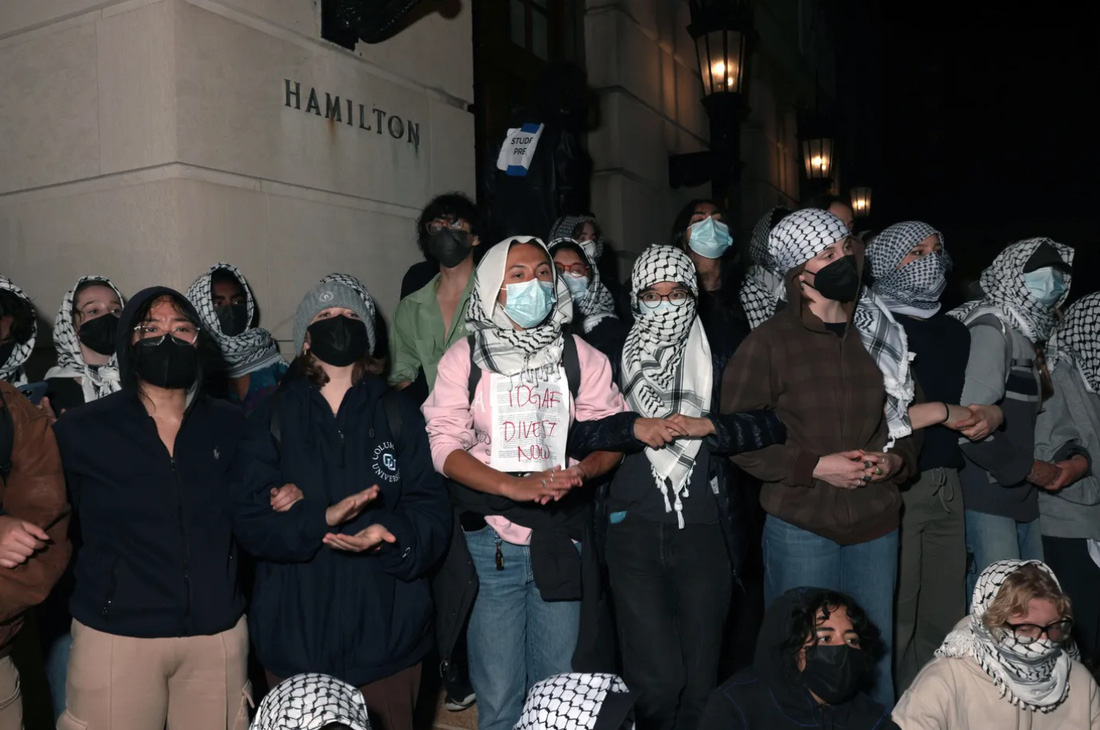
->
xmin=957 ymin=313 xmax=1081 ymax=522
xmin=1037 ymin=361 xmax=1100 ymax=539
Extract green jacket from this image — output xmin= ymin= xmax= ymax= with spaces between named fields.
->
xmin=388 ymin=274 xmax=473 ymax=389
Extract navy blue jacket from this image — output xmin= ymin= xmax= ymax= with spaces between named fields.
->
xmin=54 ymin=286 xmax=246 ymax=639
xmin=231 ymin=374 xmax=450 ymax=686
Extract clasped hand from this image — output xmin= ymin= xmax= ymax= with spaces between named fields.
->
xmin=268 ymin=483 xmax=394 ymax=553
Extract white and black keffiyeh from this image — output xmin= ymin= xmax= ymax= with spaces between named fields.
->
xmin=622 ymin=246 xmax=713 ymax=528
xmin=740 ymin=206 xmax=791 ymax=330
xmin=948 ymin=238 xmax=1074 ymax=343
xmin=1049 ymin=292 xmax=1100 ymax=393
xmin=549 ymin=214 xmax=603 ymax=261
xmin=936 ymin=560 xmax=1080 ymax=713
xmin=548 ymin=237 xmax=617 ymax=334
xmin=770 ymin=209 xmax=916 ymax=444
xmin=186 ymin=263 xmax=284 ymax=378
xmin=867 ymin=221 xmax=949 ymax=317
xmin=251 ymin=673 xmax=371 ymax=730
xmin=0 ymin=274 xmax=35 ymax=385
xmin=515 ymin=673 xmax=635 ymax=730
xmin=43 ymin=276 xmax=124 ymax=401
xmin=466 ymin=236 xmax=573 ymax=381
xmin=319 ymin=272 xmax=379 ymax=353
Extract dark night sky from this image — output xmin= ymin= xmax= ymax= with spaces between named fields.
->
xmin=836 ymin=2 xmax=1099 ymax=301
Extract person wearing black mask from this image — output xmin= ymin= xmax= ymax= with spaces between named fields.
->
xmin=699 ymin=587 xmax=898 ymax=730
xmin=231 ymin=279 xmax=450 ymax=730
xmin=187 ymin=264 xmax=288 ymax=415
xmin=44 ymin=277 xmax=125 ymax=412
xmin=52 ymin=287 xmax=250 ymax=729
xmin=0 ymin=275 xmax=37 ymax=385
xmin=391 ymin=193 xmax=482 ymax=408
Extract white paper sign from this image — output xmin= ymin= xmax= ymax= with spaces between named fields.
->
xmin=495 ymin=123 xmax=544 ymax=176
xmin=489 ymin=369 xmax=569 ymax=473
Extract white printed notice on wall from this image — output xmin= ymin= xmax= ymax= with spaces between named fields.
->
xmin=489 ymin=369 xmax=569 ymax=472
xmin=495 ymin=123 xmax=544 ymax=176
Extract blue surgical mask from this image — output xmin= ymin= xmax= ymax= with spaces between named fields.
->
xmin=1022 ymin=268 xmax=1066 ymax=308
xmin=687 ymin=217 xmax=733 ymax=259
xmin=640 ymin=301 xmax=676 ymax=317
xmin=503 ymin=278 xmax=555 ymax=328
xmin=563 ymin=273 xmax=589 ymax=299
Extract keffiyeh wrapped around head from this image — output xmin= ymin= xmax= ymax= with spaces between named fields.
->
xmin=250 ymin=673 xmax=371 ymax=730
xmin=622 ymin=245 xmax=712 ymax=528
xmin=548 ymin=237 xmax=617 ymax=334
xmin=769 ymin=209 xmax=915 ymax=444
xmin=549 ymin=214 xmax=603 ymax=260
xmin=45 ymin=276 xmax=124 ymax=401
xmin=514 ymin=673 xmax=635 ymax=730
xmin=0 ymin=274 xmax=36 ymax=385
xmin=466 ymin=236 xmax=573 ymax=381
xmin=867 ymin=221 xmax=949 ymax=316
xmin=949 ymin=238 xmax=1074 ymax=343
xmin=740 ymin=206 xmax=791 ymax=329
xmin=186 ymin=263 xmax=284 ymax=378
xmin=1049 ymin=292 xmax=1100 ymax=393
xmin=936 ymin=560 xmax=1079 ymax=713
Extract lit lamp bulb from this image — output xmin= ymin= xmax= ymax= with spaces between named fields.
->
xmin=854 ymin=199 xmax=867 ymax=211
xmin=811 ymin=155 xmax=827 ymax=170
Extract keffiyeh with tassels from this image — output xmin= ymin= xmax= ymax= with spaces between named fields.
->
xmin=549 ymin=214 xmax=603 ymax=260
xmin=936 ymin=559 xmax=1079 ymax=713
xmin=548 ymin=237 xmax=617 ymax=334
xmin=186 ymin=263 xmax=284 ymax=378
xmin=1048 ymin=292 xmax=1100 ymax=394
xmin=621 ymin=246 xmax=712 ymax=528
xmin=250 ymin=673 xmax=371 ymax=730
xmin=466 ymin=236 xmax=573 ymax=381
xmin=319 ymin=272 xmax=378 ymax=353
xmin=740 ymin=206 xmax=791 ymax=330
xmin=867 ymin=221 xmax=949 ymax=317
xmin=514 ymin=673 xmax=635 ymax=730
xmin=0 ymin=275 xmax=35 ymax=385
xmin=948 ymin=238 xmax=1074 ymax=344
xmin=44 ymin=276 xmax=124 ymax=401
xmin=770 ymin=209 xmax=915 ymax=444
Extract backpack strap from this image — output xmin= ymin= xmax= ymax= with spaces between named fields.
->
xmin=0 ymin=387 xmax=12 ymax=486
xmin=381 ymin=390 xmax=405 ymax=455
xmin=465 ymin=333 xmax=581 ymax=402
xmin=267 ymin=390 xmax=284 ymax=455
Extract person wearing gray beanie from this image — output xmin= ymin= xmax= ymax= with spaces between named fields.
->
xmin=230 ymin=273 xmax=451 ymax=730
xmin=292 ymin=280 xmax=377 ymax=357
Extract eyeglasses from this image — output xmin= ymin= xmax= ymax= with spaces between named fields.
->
xmin=637 ymin=289 xmax=693 ymax=309
xmin=1003 ymin=618 xmax=1074 ymax=644
xmin=427 ymin=219 xmax=466 ymax=234
xmin=555 ymin=262 xmax=588 ymax=277
xmin=133 ymin=323 xmax=200 ymax=344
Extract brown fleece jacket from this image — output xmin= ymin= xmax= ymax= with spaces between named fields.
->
xmin=0 ymin=382 xmax=71 ymax=656
xmin=720 ymin=246 xmax=918 ymax=545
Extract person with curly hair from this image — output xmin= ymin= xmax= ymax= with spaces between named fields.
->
xmin=699 ymin=587 xmax=897 ymax=729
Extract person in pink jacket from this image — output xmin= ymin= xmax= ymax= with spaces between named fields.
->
xmin=424 ymin=235 xmax=655 ymax=730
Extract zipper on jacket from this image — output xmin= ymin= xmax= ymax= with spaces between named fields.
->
xmin=101 ymin=556 xmax=119 ymax=621
xmin=171 ymin=458 xmax=193 ymax=635
xmin=338 ymin=429 xmax=346 ymax=468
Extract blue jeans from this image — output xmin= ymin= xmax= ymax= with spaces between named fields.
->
xmin=763 ymin=515 xmax=898 ymax=709
xmin=965 ymin=511 xmax=1043 ymax=608
xmin=46 ymin=631 xmax=73 ymax=721
xmin=464 ymin=526 xmax=581 ymax=730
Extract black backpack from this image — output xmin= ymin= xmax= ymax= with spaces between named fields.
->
xmin=465 ymin=333 xmax=581 ymax=402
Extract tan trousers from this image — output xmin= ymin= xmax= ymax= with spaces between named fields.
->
xmin=58 ymin=617 xmax=250 ymax=730
xmin=0 ymin=656 xmax=23 ymax=730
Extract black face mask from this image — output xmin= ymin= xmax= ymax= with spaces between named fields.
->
xmin=426 ymin=229 xmax=472 ymax=268
xmin=78 ymin=314 xmax=119 ymax=356
xmin=216 ymin=304 xmax=249 ymax=337
xmin=131 ymin=335 xmax=199 ymax=390
xmin=307 ymin=316 xmax=369 ymax=367
xmin=808 ymin=255 xmax=860 ymax=303
xmin=801 ymin=644 xmax=868 ymax=705
xmin=0 ymin=341 xmax=14 ymax=368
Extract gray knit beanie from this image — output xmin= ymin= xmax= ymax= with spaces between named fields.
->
xmin=293 ymin=281 xmax=375 ymax=355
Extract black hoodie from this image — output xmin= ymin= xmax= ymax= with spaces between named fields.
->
xmin=698 ymin=588 xmax=898 ymax=730
xmin=54 ymin=287 xmax=246 ymax=638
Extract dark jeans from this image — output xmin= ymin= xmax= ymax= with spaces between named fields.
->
xmin=1042 ymin=535 xmax=1100 ymax=664
xmin=606 ymin=515 xmax=731 ymax=730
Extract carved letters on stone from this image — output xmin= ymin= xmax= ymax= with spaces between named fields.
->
xmin=283 ymin=79 xmax=421 ymax=150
